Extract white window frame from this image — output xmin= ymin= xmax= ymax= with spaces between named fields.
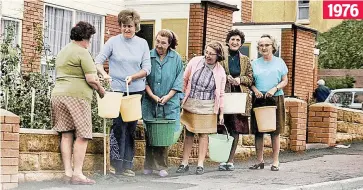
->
xmin=296 ymin=0 xmax=310 ymax=24
xmin=41 ymin=3 xmax=105 ymax=66
xmin=1 ymin=16 xmax=22 ymax=72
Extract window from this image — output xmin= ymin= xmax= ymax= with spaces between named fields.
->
xmin=354 ymin=92 xmax=363 ymax=103
xmin=298 ymin=0 xmax=310 ymax=20
xmin=136 ymin=21 xmax=155 ymax=50
xmin=42 ymin=5 xmax=104 ymax=78
xmin=239 ymin=43 xmax=251 ymax=58
xmin=1 ymin=18 xmax=20 ymax=47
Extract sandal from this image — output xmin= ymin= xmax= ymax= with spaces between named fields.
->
xmin=176 ymin=164 xmax=189 ymax=173
xmin=271 ymin=165 xmax=279 ymax=171
xmin=226 ymin=163 xmax=235 ymax=171
xmin=61 ymin=175 xmax=72 ymax=184
xmin=196 ymin=166 xmax=204 ymax=175
xmin=249 ymin=162 xmax=265 ymax=170
xmin=70 ymin=175 xmax=96 ymax=185
xmin=218 ymin=163 xmax=227 ymax=171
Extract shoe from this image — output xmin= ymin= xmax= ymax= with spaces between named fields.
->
xmin=62 ymin=175 xmax=72 ymax=184
xmin=218 ymin=163 xmax=227 ymax=171
xmin=176 ymin=164 xmax=189 ymax=173
xmin=70 ymin=175 xmax=96 ymax=185
xmin=226 ymin=163 xmax=235 ymax=171
xmin=143 ymin=169 xmax=153 ymax=175
xmin=271 ymin=165 xmax=279 ymax=171
xmin=122 ymin=169 xmax=135 ymax=177
xmin=195 ymin=166 xmax=204 ymax=175
xmin=159 ymin=170 xmax=168 ymax=177
xmin=249 ymin=162 xmax=264 ymax=170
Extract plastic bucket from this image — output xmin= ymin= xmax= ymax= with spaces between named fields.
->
xmin=208 ymin=125 xmax=234 ymax=162
xmin=145 ymin=119 xmax=176 ymax=146
xmin=119 ymin=82 xmax=142 ymax=122
xmin=97 ymin=92 xmax=123 ymax=118
xmin=253 ymin=106 xmax=277 ymax=132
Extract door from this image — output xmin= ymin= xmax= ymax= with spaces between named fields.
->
xmin=161 ymin=19 xmax=188 ymax=60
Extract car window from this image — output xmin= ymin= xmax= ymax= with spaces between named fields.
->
xmin=329 ymin=92 xmax=353 ymax=105
xmin=354 ymin=92 xmax=363 ymax=103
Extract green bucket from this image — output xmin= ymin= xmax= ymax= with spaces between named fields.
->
xmin=208 ymin=125 xmax=234 ymax=162
xmin=145 ymin=119 xmax=176 ymax=146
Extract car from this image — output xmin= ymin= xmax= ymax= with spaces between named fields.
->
xmin=324 ymin=88 xmax=363 ymax=110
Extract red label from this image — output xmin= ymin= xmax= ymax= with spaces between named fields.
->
xmin=323 ymin=0 xmax=363 ymax=19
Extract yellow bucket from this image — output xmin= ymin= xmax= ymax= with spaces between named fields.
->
xmin=253 ymin=106 xmax=277 ymax=132
xmin=119 ymin=82 xmax=142 ymax=122
xmin=97 ymin=92 xmax=123 ymax=118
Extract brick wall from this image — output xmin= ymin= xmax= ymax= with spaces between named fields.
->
xmin=281 ymin=29 xmax=294 ymax=97
xmin=319 ymin=69 xmax=363 ymax=88
xmin=188 ymin=3 xmax=205 ymax=58
xmin=21 ymin=0 xmax=44 ymax=74
xmin=1 ymin=109 xmax=20 ymax=190
xmin=102 ymin=14 xmax=119 ymax=72
xmin=241 ymin=0 xmax=252 ymax=23
xmin=188 ymin=3 xmax=235 ymax=58
xmin=336 ymin=108 xmax=363 ymax=143
xmin=280 ymin=28 xmax=317 ymax=101
xmin=307 ymin=103 xmax=338 ymax=146
xmin=205 ymin=4 xmax=234 ymax=44
xmin=294 ymin=29 xmax=316 ymax=100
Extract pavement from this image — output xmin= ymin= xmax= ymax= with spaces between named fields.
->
xmin=17 ymin=142 xmax=363 ymax=190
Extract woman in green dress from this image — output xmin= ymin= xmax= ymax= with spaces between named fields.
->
xmin=142 ymin=29 xmax=183 ymax=177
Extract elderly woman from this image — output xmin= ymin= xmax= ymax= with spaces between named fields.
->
xmin=142 ymin=29 xmax=183 ymax=177
xmin=250 ymin=34 xmax=288 ymax=171
xmin=95 ymin=9 xmax=151 ymax=177
xmin=177 ymin=41 xmax=226 ymax=175
xmin=51 ymin=21 xmax=105 ymax=185
xmin=219 ymin=29 xmax=253 ymax=171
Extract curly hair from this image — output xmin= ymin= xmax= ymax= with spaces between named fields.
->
xmin=118 ymin=9 xmax=141 ymax=32
xmin=258 ymin=34 xmax=279 ymax=54
xmin=156 ymin=29 xmax=179 ymax=50
xmin=225 ymin=29 xmax=245 ymax=45
xmin=206 ymin=41 xmax=225 ymax=62
xmin=70 ymin=21 xmax=96 ymax=41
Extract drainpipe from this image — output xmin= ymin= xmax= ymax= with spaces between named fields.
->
xmin=291 ymin=24 xmax=297 ymax=98
xmin=202 ymin=1 xmax=208 ymax=54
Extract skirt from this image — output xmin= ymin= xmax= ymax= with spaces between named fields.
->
xmin=250 ymin=95 xmax=285 ymax=136
xmin=51 ymin=96 xmax=93 ymax=139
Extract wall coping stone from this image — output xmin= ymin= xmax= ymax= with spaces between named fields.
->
xmin=337 ymin=107 xmax=363 ymax=113
xmin=310 ymin=103 xmax=337 ymax=107
xmin=285 ymin=97 xmax=306 ymax=103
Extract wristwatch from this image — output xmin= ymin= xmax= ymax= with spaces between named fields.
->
xmin=276 ymin=86 xmax=280 ymax=91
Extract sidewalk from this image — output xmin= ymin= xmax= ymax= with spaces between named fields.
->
xmin=18 ymin=142 xmax=363 ymax=190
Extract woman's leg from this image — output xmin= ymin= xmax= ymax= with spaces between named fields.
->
xmin=197 ymin=134 xmax=208 ymax=167
xmin=271 ymin=134 xmax=280 ymax=166
xmin=72 ymin=137 xmax=88 ymax=177
xmin=255 ymin=133 xmax=264 ymax=163
xmin=61 ymin=132 xmax=74 ymax=177
xmin=181 ymin=131 xmax=194 ymax=166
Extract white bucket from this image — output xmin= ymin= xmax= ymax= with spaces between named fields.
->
xmin=97 ymin=92 xmax=123 ymax=118
xmin=119 ymin=81 xmax=142 ymax=122
xmin=253 ymin=106 xmax=277 ymax=132
xmin=224 ymin=93 xmax=247 ymax=114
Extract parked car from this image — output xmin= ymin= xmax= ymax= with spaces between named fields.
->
xmin=324 ymin=88 xmax=363 ymax=110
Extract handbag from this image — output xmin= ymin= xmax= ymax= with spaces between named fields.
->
xmin=223 ymin=93 xmax=247 ymax=114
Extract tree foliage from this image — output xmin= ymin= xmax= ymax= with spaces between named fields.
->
xmin=318 ymin=20 xmax=363 ymax=69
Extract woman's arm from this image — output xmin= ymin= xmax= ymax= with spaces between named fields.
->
xmin=239 ymin=56 xmax=253 ymax=87
xmin=145 ymin=85 xmax=160 ymax=103
xmin=160 ymin=57 xmax=184 ymax=104
xmin=95 ymin=39 xmax=113 ymax=80
xmin=219 ymin=73 xmax=226 ymax=124
xmin=265 ymin=75 xmax=288 ymax=98
xmin=85 ymin=74 xmax=105 ymax=98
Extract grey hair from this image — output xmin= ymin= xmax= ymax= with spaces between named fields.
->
xmin=317 ymin=79 xmax=325 ymax=86
xmin=258 ymin=34 xmax=279 ymax=54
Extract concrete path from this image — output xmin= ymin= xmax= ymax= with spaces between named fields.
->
xmin=18 ymin=142 xmax=363 ymax=190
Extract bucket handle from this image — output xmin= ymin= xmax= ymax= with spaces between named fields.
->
xmin=155 ymin=103 xmax=166 ymax=119
xmin=220 ymin=124 xmax=232 ymax=142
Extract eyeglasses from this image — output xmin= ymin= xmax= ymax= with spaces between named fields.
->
xmin=258 ymin=44 xmax=272 ymax=48
xmin=204 ymin=50 xmax=217 ymax=56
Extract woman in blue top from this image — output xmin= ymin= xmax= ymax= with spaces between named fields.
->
xmin=95 ymin=9 xmax=151 ymax=177
xmin=249 ymin=34 xmax=288 ymax=172
xmin=142 ymin=29 xmax=183 ymax=177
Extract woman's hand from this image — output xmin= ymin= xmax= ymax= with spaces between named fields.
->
xmin=253 ymin=89 xmax=264 ymax=99
xmin=218 ymin=113 xmax=224 ymax=125
xmin=266 ymin=87 xmax=278 ymax=98
xmin=152 ymin=94 xmax=161 ymax=103
xmin=233 ymin=77 xmax=241 ymax=86
xmin=97 ymin=87 xmax=106 ymax=99
xmin=159 ymin=94 xmax=172 ymax=105
xmin=125 ymin=76 xmax=133 ymax=85
xmin=227 ymin=75 xmax=238 ymax=86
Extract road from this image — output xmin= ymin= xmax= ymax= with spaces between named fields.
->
xmin=18 ymin=142 xmax=363 ymax=190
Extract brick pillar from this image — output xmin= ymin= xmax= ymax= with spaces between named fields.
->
xmin=285 ymin=98 xmax=307 ymax=151
xmin=103 ymin=14 xmax=119 ymax=73
xmin=21 ymin=0 xmax=44 ymax=73
xmin=188 ymin=3 xmax=205 ymax=58
xmin=241 ymin=0 xmax=252 ymax=23
xmin=1 ymin=109 xmax=20 ymax=190
xmin=308 ymin=103 xmax=338 ymax=146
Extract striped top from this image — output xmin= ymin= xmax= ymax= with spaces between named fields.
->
xmin=189 ymin=64 xmax=216 ymax=100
